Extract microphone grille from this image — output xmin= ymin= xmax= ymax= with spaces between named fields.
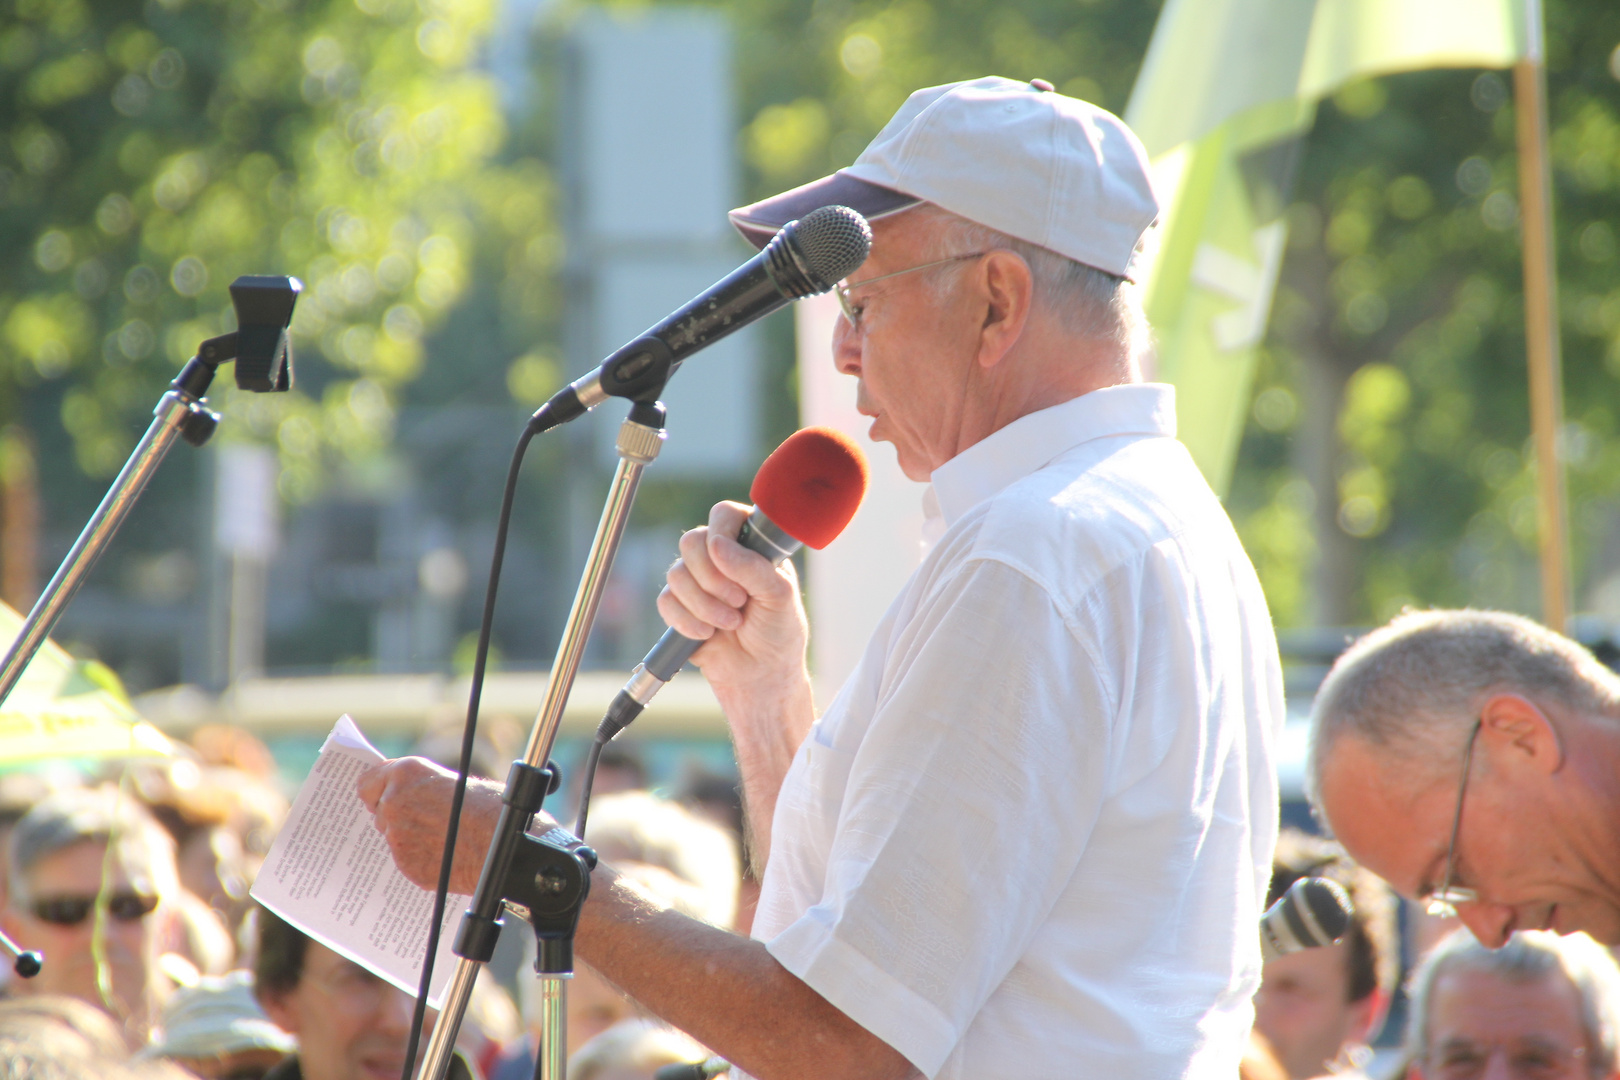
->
xmin=751 ymin=426 xmax=869 ymax=550
xmin=1296 ymin=877 xmax=1353 ymax=943
xmin=785 ymin=205 xmax=873 ymax=292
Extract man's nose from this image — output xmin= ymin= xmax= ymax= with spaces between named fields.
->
xmin=831 ymin=311 xmax=861 ymax=375
xmin=1479 ymin=1046 xmax=1514 ymax=1080
xmin=377 ymin=984 xmax=417 ymax=1035
xmin=1455 ymin=902 xmax=1515 ymax=949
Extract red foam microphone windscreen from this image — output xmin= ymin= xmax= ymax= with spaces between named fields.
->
xmin=749 ymin=427 xmax=869 ymax=550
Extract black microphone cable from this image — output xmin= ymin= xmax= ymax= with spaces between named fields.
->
xmin=401 ymin=407 xmax=550 ymax=1080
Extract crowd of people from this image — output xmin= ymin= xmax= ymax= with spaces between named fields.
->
xmin=6 ymin=693 xmax=1620 ymax=1080
xmin=1249 ymin=823 xmax=1620 ymax=1080
xmin=0 ymin=664 xmax=1606 ymax=1080
xmin=0 ymin=719 xmax=756 ymax=1080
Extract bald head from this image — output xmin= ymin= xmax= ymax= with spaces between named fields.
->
xmin=1307 ymin=609 xmax=1620 ymax=801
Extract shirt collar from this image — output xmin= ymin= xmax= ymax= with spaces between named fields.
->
xmin=926 ymin=383 xmax=1176 ymax=528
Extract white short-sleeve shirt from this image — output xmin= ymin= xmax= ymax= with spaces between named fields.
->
xmin=751 ymin=384 xmax=1283 ymax=1079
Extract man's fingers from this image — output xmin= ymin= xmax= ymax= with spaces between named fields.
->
xmin=356 ymin=756 xmax=500 ymax=895
xmin=707 ymin=531 xmax=795 ymax=604
xmin=665 ymin=558 xmax=743 ymax=632
xmin=657 ymin=585 xmax=718 ymax=641
xmin=676 ymin=527 xmax=749 ymax=609
xmin=706 ymin=500 xmax=750 ymax=537
xmin=357 ymin=764 xmax=386 ymax=810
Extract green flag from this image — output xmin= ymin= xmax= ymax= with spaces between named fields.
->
xmin=0 ymin=600 xmax=171 ymax=767
xmin=1127 ymin=0 xmax=1531 ymax=494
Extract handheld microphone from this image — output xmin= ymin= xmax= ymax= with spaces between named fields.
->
xmin=0 ymin=927 xmax=41 ymax=978
xmin=1260 ymin=876 xmax=1354 ymax=964
xmin=532 ymin=205 xmax=873 ymax=431
xmin=596 ymin=426 xmax=869 ymax=741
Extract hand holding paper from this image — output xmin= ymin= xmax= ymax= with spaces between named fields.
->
xmin=249 ymin=716 xmax=479 ymax=1007
xmin=358 ymin=755 xmax=505 ymax=896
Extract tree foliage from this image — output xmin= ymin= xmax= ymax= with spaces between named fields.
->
xmin=1232 ymin=3 xmax=1620 ymax=626
xmin=0 ymin=0 xmax=551 ymax=500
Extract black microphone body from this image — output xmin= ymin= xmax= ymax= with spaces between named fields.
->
xmin=598 ymin=508 xmax=797 ymax=740
xmin=532 ymin=205 xmax=872 ymax=432
xmin=1260 ymin=876 xmax=1353 ymax=964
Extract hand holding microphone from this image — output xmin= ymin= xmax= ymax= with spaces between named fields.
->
xmin=600 ymin=427 xmax=869 ymax=741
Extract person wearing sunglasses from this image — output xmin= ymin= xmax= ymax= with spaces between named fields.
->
xmin=1402 ymin=927 xmax=1620 ymax=1080
xmin=0 ymin=785 xmax=180 ymax=1048
xmin=1308 ymin=609 xmax=1620 ymax=952
xmin=365 ymin=75 xmax=1284 ymax=1079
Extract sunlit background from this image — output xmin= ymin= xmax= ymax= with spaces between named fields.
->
xmin=0 ymin=0 xmax=1614 ymax=784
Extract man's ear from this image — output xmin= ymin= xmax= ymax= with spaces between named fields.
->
xmin=1479 ymin=693 xmax=1564 ymax=774
xmin=257 ymin=986 xmax=302 ymax=1035
xmin=975 ymin=250 xmax=1033 ymax=370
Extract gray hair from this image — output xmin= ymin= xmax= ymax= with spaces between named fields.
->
xmin=6 ymin=786 xmax=177 ymax=905
xmin=905 ymin=203 xmax=1151 ymax=366
xmin=1306 ymin=609 xmax=1620 ymax=802
xmin=1406 ymin=928 xmax=1620 ymax=1075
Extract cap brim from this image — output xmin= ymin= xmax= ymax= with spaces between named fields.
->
xmin=729 ymin=172 xmax=919 ymax=250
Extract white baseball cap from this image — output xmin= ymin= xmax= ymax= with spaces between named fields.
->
xmin=729 ymin=76 xmax=1159 ymax=280
xmin=138 ymin=971 xmax=297 ymax=1061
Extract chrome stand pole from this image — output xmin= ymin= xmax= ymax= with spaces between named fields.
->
xmin=537 ymin=977 xmax=567 ymax=1080
xmin=0 ymin=387 xmax=215 ymax=706
xmin=415 ymin=402 xmax=665 ymax=1080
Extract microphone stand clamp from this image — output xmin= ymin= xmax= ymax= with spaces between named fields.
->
xmin=449 ymin=759 xmax=597 ymax=1080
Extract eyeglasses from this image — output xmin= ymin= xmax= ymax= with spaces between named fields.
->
xmin=1426 ymin=719 xmax=1484 ymax=918
xmin=1428 ymin=1037 xmax=1587 ymax=1080
xmin=311 ymin=958 xmax=395 ymax=1013
xmin=834 ymin=252 xmax=986 ymax=333
xmin=30 ymin=892 xmax=159 ymax=926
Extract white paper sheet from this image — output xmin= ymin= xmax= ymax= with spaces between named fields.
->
xmin=250 ymin=715 xmax=470 ymax=1006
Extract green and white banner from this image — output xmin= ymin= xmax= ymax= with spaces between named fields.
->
xmin=1127 ymin=0 xmax=1531 ymax=494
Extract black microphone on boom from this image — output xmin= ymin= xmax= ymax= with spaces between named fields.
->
xmin=1260 ymin=876 xmax=1354 ymax=964
xmin=528 ymin=204 xmax=873 ymax=432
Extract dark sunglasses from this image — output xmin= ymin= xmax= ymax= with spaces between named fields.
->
xmin=30 ymin=892 xmax=159 ymax=926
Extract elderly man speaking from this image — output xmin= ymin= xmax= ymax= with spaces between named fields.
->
xmin=362 ymin=76 xmax=1282 ymax=1079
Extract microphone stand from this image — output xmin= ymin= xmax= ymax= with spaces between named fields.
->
xmin=414 ymin=398 xmax=668 ymax=1080
xmin=0 ymin=276 xmax=301 ymax=709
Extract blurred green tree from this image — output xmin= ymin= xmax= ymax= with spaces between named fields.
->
xmin=1232 ymin=4 xmax=1620 ymax=627
xmin=0 ymin=0 xmax=553 ymax=503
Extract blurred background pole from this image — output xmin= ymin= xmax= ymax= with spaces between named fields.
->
xmin=214 ymin=444 xmax=279 ymax=685
xmin=0 ymin=426 xmax=39 ymax=613
xmin=1514 ymin=0 xmax=1571 ymax=633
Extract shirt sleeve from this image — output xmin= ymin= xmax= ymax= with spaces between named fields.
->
xmin=763 ymin=556 xmax=1116 ymax=1077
